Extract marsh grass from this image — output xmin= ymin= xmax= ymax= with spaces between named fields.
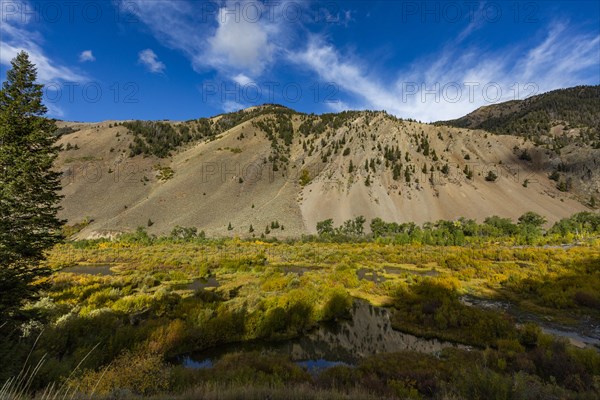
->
xmin=3 ymin=229 xmax=599 ymax=399
xmin=0 ymin=329 xmax=101 ymax=400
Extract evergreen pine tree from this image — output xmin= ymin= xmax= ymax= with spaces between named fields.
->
xmin=0 ymin=51 xmax=63 ymax=322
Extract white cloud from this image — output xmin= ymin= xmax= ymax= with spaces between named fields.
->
xmin=117 ymin=1 xmax=598 ymax=119
xmin=0 ymin=0 xmax=85 ymax=83
xmin=289 ymin=38 xmax=401 ymax=113
xmin=517 ymin=24 xmax=600 ymax=85
xmin=455 ymin=2 xmax=487 ymax=44
xmin=120 ymin=0 xmax=198 ymax=55
xmin=138 ymin=49 xmax=166 ymax=73
xmin=206 ymin=6 xmax=274 ymax=75
xmin=232 ymin=73 xmax=253 ymax=86
xmin=222 ymin=100 xmax=245 ymax=113
xmin=317 ymin=6 xmax=355 ymax=27
xmin=118 ymin=0 xmax=293 ymax=112
xmin=0 ymin=41 xmax=84 ymax=83
xmin=290 ymin=22 xmax=600 ymax=122
xmin=79 ymin=50 xmax=96 ymax=62
xmin=45 ymin=103 xmax=65 ymax=119
xmin=119 ymin=0 xmax=288 ymax=78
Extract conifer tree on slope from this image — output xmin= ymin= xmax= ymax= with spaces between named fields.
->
xmin=0 ymin=51 xmax=63 ymax=323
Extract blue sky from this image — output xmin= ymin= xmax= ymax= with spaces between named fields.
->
xmin=1 ymin=0 xmax=599 ymax=122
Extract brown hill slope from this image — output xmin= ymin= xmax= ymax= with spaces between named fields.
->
xmin=436 ymin=85 xmax=600 ymax=200
xmin=55 ymin=105 xmax=593 ymax=238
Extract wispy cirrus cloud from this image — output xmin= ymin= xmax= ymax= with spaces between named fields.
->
xmin=116 ymin=1 xmax=598 ymax=120
xmin=290 ymin=21 xmax=600 ymax=121
xmin=288 ymin=37 xmax=400 ymax=113
xmin=0 ymin=0 xmax=85 ymax=83
xmin=517 ymin=23 xmax=600 ymax=85
xmin=454 ymin=2 xmax=488 ymax=44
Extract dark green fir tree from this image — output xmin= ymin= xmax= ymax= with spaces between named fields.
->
xmin=0 ymin=51 xmax=64 ymax=324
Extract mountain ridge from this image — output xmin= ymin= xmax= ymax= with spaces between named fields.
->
xmin=54 ymin=88 xmax=598 ymax=239
xmin=436 ymin=85 xmax=600 ymax=140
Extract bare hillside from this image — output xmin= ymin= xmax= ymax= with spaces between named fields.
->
xmin=55 ymin=105 xmax=594 ymax=238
